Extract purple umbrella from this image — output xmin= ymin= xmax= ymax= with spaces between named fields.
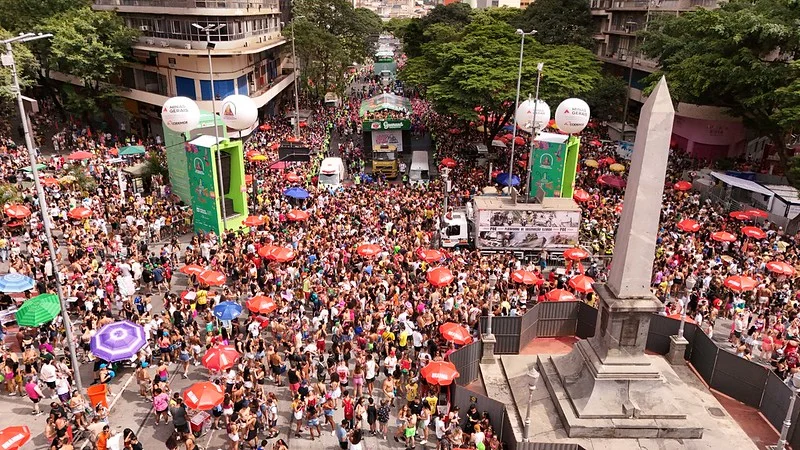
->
xmin=90 ymin=321 xmax=147 ymax=362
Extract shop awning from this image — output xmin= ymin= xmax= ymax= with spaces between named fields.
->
xmin=711 ymin=172 xmax=774 ymax=197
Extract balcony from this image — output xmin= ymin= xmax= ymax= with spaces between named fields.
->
xmin=94 ymin=0 xmax=279 ymax=15
xmin=598 ymin=52 xmax=659 ymax=73
xmin=607 ymin=0 xmax=717 ymax=11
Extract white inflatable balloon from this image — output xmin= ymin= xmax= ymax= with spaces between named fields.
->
xmin=220 ymin=94 xmax=259 ymax=130
xmin=554 ymin=98 xmax=590 ymax=134
xmin=515 ymin=99 xmax=550 ymax=133
xmin=162 ymin=97 xmax=200 ymax=133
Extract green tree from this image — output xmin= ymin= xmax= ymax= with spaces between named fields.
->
xmin=44 ymin=7 xmax=138 ymax=118
xmin=0 ymin=183 xmax=21 ymax=206
xmin=0 ymin=0 xmax=89 ymax=33
xmin=0 ymin=28 xmax=38 ymax=103
xmin=65 ymin=164 xmax=96 ymax=194
xmin=584 ymin=74 xmax=627 ymax=122
xmin=641 ymin=0 xmax=800 ymax=183
xmin=401 ymin=11 xmax=601 ymax=145
xmin=513 ymin=0 xmax=593 ymax=48
xmin=402 ymin=3 xmax=473 ymax=58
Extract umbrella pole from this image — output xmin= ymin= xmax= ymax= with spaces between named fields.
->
xmin=13 ymin=46 xmax=83 ymax=393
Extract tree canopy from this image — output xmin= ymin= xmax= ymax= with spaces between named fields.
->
xmin=288 ymin=0 xmax=382 ymax=99
xmin=513 ymin=0 xmax=593 ymax=49
xmin=400 ymin=10 xmax=601 ymax=144
xmin=641 ymin=0 xmax=800 ymax=181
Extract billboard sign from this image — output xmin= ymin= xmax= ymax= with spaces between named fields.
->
xmin=530 ymin=134 xmax=568 ymax=197
xmin=371 ymin=129 xmax=403 ymax=151
xmin=476 ymin=208 xmax=580 ymax=250
xmin=185 ymin=139 xmax=221 ymax=235
xmin=363 ymin=119 xmax=411 ymax=131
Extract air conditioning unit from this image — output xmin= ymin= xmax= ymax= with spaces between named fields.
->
xmin=140 ymin=25 xmax=149 ymax=31
xmin=160 ymin=41 xmax=170 ymax=48
xmin=183 ymin=43 xmax=192 ymax=50
xmin=145 ymin=38 xmax=155 ymax=45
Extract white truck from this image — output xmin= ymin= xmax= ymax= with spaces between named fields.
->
xmin=438 ymin=195 xmax=581 ymax=255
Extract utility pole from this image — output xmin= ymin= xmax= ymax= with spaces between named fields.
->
xmin=507 ymin=29 xmax=536 ymax=194
xmin=621 ymin=21 xmax=638 ymax=136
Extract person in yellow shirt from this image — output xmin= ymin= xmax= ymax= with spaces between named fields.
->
xmin=398 ymin=329 xmax=410 ymax=350
xmin=196 ymin=289 xmax=208 ymax=312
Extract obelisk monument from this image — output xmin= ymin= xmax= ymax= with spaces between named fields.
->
xmin=537 ymin=77 xmax=703 ymax=438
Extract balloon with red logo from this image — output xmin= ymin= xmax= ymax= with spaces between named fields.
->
xmin=554 ymin=98 xmax=590 ymax=134
xmin=162 ymin=97 xmax=200 ymax=133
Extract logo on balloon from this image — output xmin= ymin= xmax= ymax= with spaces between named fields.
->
xmin=162 ymin=97 xmax=200 ymax=133
xmin=220 ymin=95 xmax=258 ymax=131
xmin=554 ymin=98 xmax=590 ymax=134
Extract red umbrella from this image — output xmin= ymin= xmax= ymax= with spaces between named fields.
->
xmin=676 ymin=219 xmax=700 ymax=233
xmin=416 ymin=248 xmax=444 ymax=263
xmin=202 ymin=345 xmax=240 ymax=371
xmin=198 ymin=270 xmax=226 ymax=286
xmin=665 ymin=314 xmax=696 ymax=324
xmin=428 ymin=266 xmax=455 ymax=287
xmin=439 ymin=322 xmax=472 ymax=345
xmin=741 ymin=226 xmax=766 ymax=239
xmin=766 ymin=261 xmax=796 ymax=277
xmin=514 ymin=136 xmax=525 ymax=146
xmin=421 ymin=361 xmax=460 ymax=386
xmin=568 ymin=275 xmax=595 ymax=293
xmin=0 ymin=426 xmax=30 ymax=450
xmin=257 ymin=244 xmax=277 ymax=258
xmin=243 ymin=215 xmax=264 ymax=227
xmin=284 ymin=173 xmax=302 ymax=183
xmin=267 ymin=247 xmax=296 ymax=263
xmin=545 ymin=289 xmax=576 ymax=302
xmin=589 ymin=140 xmax=601 ymax=146
xmin=41 ymin=177 xmax=59 ymax=187
xmin=572 ymin=189 xmax=590 ymax=203
xmin=745 ymin=209 xmax=768 ymax=219
xmin=673 ymin=181 xmax=692 ymax=191
xmin=246 ymin=295 xmax=277 ymax=314
xmin=597 ymin=174 xmax=626 ymax=189
xmin=564 ymin=247 xmax=590 ymax=261
xmin=711 ymin=231 xmax=737 ymax=242
xmin=244 ymin=174 xmax=253 ymax=185
xmin=356 ymin=244 xmax=381 ymax=258
xmin=259 ymin=123 xmax=272 ymax=131
xmin=723 ymin=275 xmax=757 ymax=292
xmin=503 ymin=133 xmax=513 ymax=140
xmin=68 ymin=206 xmax=92 ymax=220
xmin=287 ymin=209 xmax=310 ymax=221
xmin=441 ymin=158 xmax=457 ymax=168
xmin=183 ymin=381 xmax=224 ymax=410
xmin=67 ymin=151 xmax=94 ymax=161
xmin=179 ymin=264 xmax=204 ymax=276
xmin=3 ymin=204 xmax=30 ymax=219
xmin=615 ymin=203 xmax=623 ymax=214
xmin=729 ymin=211 xmax=750 ymax=221
xmin=511 ymin=269 xmax=539 ymax=285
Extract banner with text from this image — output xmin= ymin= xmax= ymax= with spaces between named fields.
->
xmin=363 ymin=119 xmax=411 ymax=131
xmin=371 ymin=129 xmax=403 ymax=152
xmin=476 ymin=209 xmax=580 ymax=250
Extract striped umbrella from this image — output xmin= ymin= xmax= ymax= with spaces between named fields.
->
xmin=0 ymin=273 xmax=34 ymax=293
xmin=90 ymin=321 xmax=147 ymax=362
xmin=15 ymin=293 xmax=61 ymax=327
xmin=202 ymin=345 xmax=240 ymax=372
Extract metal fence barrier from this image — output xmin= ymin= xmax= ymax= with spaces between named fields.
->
xmin=447 ymin=340 xmax=482 ymax=386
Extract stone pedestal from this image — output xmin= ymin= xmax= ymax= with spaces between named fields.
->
xmin=481 ymin=334 xmax=497 ymax=364
xmin=667 ymin=335 xmax=689 ymax=365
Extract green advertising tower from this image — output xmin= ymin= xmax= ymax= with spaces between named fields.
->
xmin=529 ymin=132 xmax=581 ymax=199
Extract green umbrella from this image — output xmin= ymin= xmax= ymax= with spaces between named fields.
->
xmin=118 ymin=145 xmax=146 ymax=157
xmin=21 ymin=164 xmax=46 ymax=172
xmin=15 ymin=293 xmax=61 ymax=327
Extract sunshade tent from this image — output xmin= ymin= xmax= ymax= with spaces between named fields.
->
xmin=3 ymin=204 xmax=30 ymax=219
xmin=16 ymin=293 xmax=61 ymax=327
xmin=183 ymin=382 xmax=224 ymax=410
xmin=420 ymin=361 xmax=459 ymax=386
xmin=20 ymin=164 xmax=46 ymax=172
xmin=359 ymin=93 xmax=412 ymax=117
xmin=118 ymin=145 xmax=146 ymax=156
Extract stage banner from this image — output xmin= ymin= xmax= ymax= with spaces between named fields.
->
xmin=476 ymin=208 xmax=580 ymax=250
xmin=185 ymin=137 xmax=221 ymax=235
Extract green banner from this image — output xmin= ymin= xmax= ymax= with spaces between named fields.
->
xmin=185 ymin=140 xmax=221 ymax=235
xmin=363 ymin=119 xmax=411 ymax=131
xmin=530 ymin=136 xmax=567 ymax=197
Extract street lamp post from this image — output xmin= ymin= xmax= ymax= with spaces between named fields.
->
xmin=507 ymin=29 xmax=536 ymax=196
xmin=192 ymin=23 xmax=228 ymax=232
xmin=774 ymin=373 xmax=800 ymax=450
xmin=289 ymin=17 xmax=304 ymax=138
xmin=523 ymin=365 xmax=540 ymax=441
xmin=441 ymin=166 xmax=450 ymax=215
xmin=2 ymin=32 xmax=83 ymax=393
xmin=524 ymin=62 xmax=544 ymax=201
xmin=621 ymin=21 xmax=637 ymax=134
xmin=481 ymin=273 xmax=499 ymax=364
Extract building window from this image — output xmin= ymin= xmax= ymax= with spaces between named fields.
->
xmin=176 ymin=76 xmax=197 ymax=100
xmin=200 ymin=79 xmax=235 ymax=100
xmin=237 ymin=75 xmax=249 ymax=95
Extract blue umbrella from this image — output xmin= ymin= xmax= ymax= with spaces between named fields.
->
xmin=0 ymin=273 xmax=35 ymax=293
xmin=496 ymin=173 xmax=520 ymax=187
xmin=213 ymin=301 xmax=243 ymax=321
xmin=283 ymin=187 xmax=310 ymax=199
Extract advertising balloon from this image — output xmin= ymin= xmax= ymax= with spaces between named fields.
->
xmin=554 ymin=98 xmax=590 ymax=134
xmin=161 ymin=97 xmax=200 ymax=133
xmin=515 ymin=99 xmax=550 ymax=133
xmin=220 ymin=95 xmax=258 ymax=130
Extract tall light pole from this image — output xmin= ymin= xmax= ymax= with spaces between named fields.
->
xmin=507 ymin=29 xmax=536 ymax=196
xmin=481 ymin=273 xmax=498 ymax=364
xmin=192 ymin=23 xmax=228 ymax=231
xmin=2 ymin=32 xmax=82 ymax=393
xmin=621 ymin=21 xmax=637 ymax=136
xmin=774 ymin=373 xmax=800 ymax=450
xmin=523 ymin=365 xmax=540 ymax=441
xmin=524 ymin=62 xmax=544 ymax=201
xmin=288 ymin=16 xmax=305 ymax=137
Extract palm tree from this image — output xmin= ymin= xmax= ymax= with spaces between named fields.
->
xmin=65 ymin=165 xmax=97 ymax=195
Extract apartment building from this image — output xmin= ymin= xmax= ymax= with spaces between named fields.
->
xmin=83 ymin=0 xmax=295 ymax=138
xmin=591 ymin=0 xmax=748 ymax=159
